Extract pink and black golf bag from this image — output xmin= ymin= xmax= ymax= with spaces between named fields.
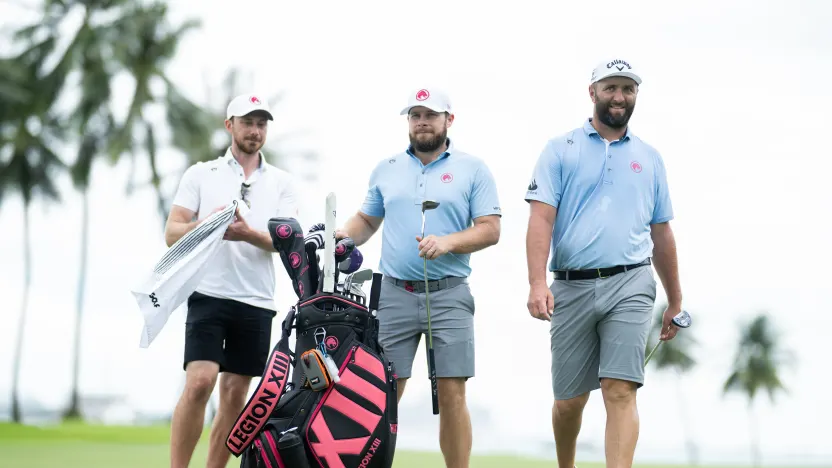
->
xmin=225 ymin=216 xmax=399 ymax=468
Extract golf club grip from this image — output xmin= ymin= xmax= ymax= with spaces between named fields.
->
xmin=428 ymin=348 xmax=439 ymax=415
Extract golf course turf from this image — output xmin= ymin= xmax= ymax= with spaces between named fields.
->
xmin=0 ymin=421 xmax=802 ymax=468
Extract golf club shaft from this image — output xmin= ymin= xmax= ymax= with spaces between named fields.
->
xmin=422 ymin=213 xmax=439 ymax=415
xmin=644 ymin=340 xmax=661 ymax=366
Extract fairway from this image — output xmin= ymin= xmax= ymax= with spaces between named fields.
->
xmin=0 ymin=422 xmax=789 ymax=468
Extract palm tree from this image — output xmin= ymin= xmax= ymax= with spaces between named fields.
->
xmin=6 ymin=0 xmax=212 ymax=419
xmin=645 ymin=301 xmax=699 ymax=465
xmin=105 ymin=0 xmax=205 ymax=224
xmin=0 ymin=38 xmax=69 ymax=422
xmin=723 ymin=312 xmax=791 ymax=468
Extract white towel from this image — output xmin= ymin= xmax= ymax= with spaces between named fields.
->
xmin=132 ymin=201 xmax=240 ymax=348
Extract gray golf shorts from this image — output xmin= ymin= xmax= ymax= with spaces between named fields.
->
xmin=549 ymin=265 xmax=657 ymax=400
xmin=376 ymin=278 xmax=475 ymax=380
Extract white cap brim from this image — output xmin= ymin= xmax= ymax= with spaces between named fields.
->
xmin=400 ymin=103 xmax=450 ymax=115
xmin=592 ymin=71 xmax=642 ymax=85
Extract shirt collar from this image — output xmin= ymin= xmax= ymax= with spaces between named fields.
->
xmin=406 ymin=137 xmax=454 ymax=161
xmin=222 ymin=147 xmax=268 ymax=171
xmin=582 ymin=118 xmax=632 ymax=142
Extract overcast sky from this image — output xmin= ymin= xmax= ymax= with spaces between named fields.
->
xmin=1 ymin=0 xmax=830 ymax=465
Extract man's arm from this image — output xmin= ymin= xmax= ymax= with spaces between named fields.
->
xmin=340 ymin=211 xmax=383 ymax=247
xmin=445 ymin=215 xmax=500 ymax=254
xmin=244 ymin=230 xmax=277 ymax=252
xmin=164 ymin=206 xmax=199 ymax=247
xmin=650 ymin=222 xmax=682 ymax=307
xmin=526 ymin=201 xmax=557 ymax=285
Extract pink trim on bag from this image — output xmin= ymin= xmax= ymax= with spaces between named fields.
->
xmin=305 ymin=344 xmax=389 ymax=468
xmin=263 ymin=430 xmax=286 ymax=468
xmin=255 ymin=440 xmax=273 ymax=468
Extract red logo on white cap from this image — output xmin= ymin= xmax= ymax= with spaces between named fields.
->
xmin=250 ymin=96 xmax=261 ymax=105
xmin=416 ymin=89 xmax=430 ymax=101
xmin=441 ymin=173 xmax=453 ymax=183
xmin=630 ymin=161 xmax=642 ymax=173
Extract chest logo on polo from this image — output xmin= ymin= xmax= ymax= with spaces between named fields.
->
xmin=630 ymin=161 xmax=642 ymax=173
xmin=440 ymin=173 xmax=453 ymax=183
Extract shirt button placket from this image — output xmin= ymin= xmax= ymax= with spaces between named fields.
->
xmin=603 ymin=144 xmax=613 ymax=185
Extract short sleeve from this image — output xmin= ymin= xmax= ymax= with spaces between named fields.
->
xmin=359 ymin=163 xmax=385 ymax=218
xmin=470 ymin=162 xmax=502 ymax=219
xmin=651 ymin=151 xmax=674 ymax=224
xmin=172 ymin=164 xmax=201 ymax=213
xmin=524 ymin=140 xmax=562 ymax=208
xmin=276 ymin=176 xmax=300 ymax=218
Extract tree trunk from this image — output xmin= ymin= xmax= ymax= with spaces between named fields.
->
xmin=64 ymin=190 xmax=89 ymax=420
xmin=10 ymin=202 xmax=31 ymax=423
xmin=749 ymin=402 xmax=761 ymax=467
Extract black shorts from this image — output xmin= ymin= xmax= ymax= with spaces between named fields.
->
xmin=184 ymin=291 xmax=276 ymax=377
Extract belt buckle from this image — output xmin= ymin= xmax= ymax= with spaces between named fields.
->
xmin=403 ymin=281 xmax=415 ymax=292
xmin=597 ymin=268 xmax=609 ymax=279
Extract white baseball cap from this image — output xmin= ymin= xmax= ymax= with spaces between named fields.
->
xmin=226 ymin=94 xmax=274 ymax=120
xmin=590 ymin=58 xmax=642 ymax=85
xmin=399 ymin=88 xmax=453 ymax=115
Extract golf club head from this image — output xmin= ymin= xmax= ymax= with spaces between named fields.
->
xmin=671 ymin=310 xmax=692 ymax=328
xmin=421 ymin=200 xmax=440 ymax=212
xmin=344 ymin=268 xmax=373 ymax=287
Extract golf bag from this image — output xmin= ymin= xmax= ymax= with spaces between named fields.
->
xmin=226 ymin=216 xmax=399 ymax=468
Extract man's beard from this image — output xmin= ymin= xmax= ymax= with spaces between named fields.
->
xmin=235 ymin=136 xmax=263 ymax=154
xmin=596 ymin=99 xmax=634 ymax=129
xmin=409 ymin=128 xmax=448 ymax=153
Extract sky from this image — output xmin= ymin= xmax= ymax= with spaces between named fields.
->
xmin=1 ymin=0 xmax=831 ymax=465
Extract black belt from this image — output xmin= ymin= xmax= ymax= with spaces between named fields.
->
xmin=383 ymin=276 xmax=467 ymax=293
xmin=553 ymin=258 xmax=651 ymax=281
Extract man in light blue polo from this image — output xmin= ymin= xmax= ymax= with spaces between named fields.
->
xmin=338 ymin=87 xmax=501 ymax=468
xmin=525 ymin=59 xmax=684 ymax=468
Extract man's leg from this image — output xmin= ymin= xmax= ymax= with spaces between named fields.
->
xmin=376 ymin=280 xmax=421 ymax=404
xmin=436 ymin=378 xmax=472 ymax=468
xmin=596 ymin=266 xmax=657 ymax=468
xmin=171 ymin=293 xmax=226 ymax=468
xmin=205 ymin=373 xmax=252 ymax=468
xmin=396 ymin=378 xmax=409 ymax=403
xmin=171 ymin=361 xmax=220 ymax=468
xmin=423 ymin=282 xmax=477 ymax=468
xmin=552 ymin=392 xmax=590 ymax=468
xmin=549 ymin=278 xmax=601 ymax=468
xmin=205 ymin=299 xmax=275 ymax=468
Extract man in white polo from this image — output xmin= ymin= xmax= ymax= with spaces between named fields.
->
xmin=163 ymin=93 xmax=300 ymax=468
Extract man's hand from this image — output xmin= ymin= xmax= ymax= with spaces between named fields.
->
xmin=660 ymin=303 xmax=682 ymax=341
xmin=527 ymin=280 xmax=554 ymax=321
xmin=224 ymin=207 xmax=253 ymax=242
xmin=416 ymin=234 xmax=452 ymax=260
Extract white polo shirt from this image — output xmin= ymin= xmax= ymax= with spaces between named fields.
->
xmin=171 ymin=148 xmax=300 ymax=312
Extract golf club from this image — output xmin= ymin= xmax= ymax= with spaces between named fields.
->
xmin=421 ymin=199 xmax=440 ymax=415
xmin=644 ymin=309 xmax=692 ymax=366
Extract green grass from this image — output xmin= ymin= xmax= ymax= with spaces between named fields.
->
xmin=0 ymin=421 xmax=562 ymax=468
xmin=0 ymin=421 xmax=794 ymax=468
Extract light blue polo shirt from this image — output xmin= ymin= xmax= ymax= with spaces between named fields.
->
xmin=361 ymin=139 xmax=502 ymax=280
xmin=525 ymin=118 xmax=673 ymax=271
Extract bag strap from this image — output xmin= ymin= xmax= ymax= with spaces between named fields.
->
xmin=225 ymin=307 xmax=296 ymax=457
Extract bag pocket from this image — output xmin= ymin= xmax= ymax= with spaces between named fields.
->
xmin=304 ymin=340 xmax=397 ymax=468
